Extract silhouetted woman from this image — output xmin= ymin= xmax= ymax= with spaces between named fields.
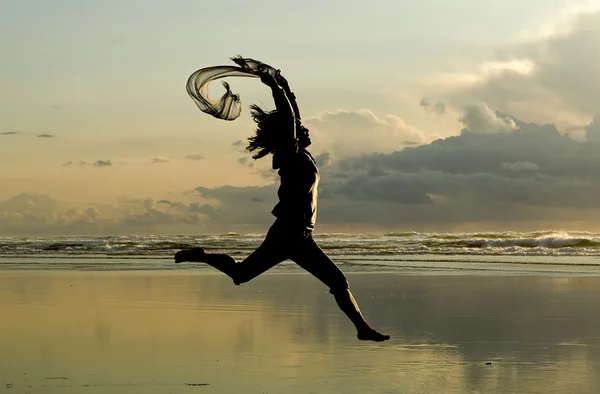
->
xmin=176 ymin=71 xmax=389 ymax=342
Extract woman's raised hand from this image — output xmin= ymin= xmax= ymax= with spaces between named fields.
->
xmin=275 ymin=70 xmax=290 ymax=90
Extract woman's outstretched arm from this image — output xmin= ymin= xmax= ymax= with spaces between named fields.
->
xmin=275 ymin=72 xmax=302 ymax=123
xmin=260 ymin=72 xmax=297 ymax=152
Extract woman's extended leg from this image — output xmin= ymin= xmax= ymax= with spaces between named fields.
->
xmin=175 ymin=248 xmax=240 ymax=281
xmin=290 ymin=237 xmax=390 ymax=342
xmin=174 ymin=234 xmax=288 ymax=285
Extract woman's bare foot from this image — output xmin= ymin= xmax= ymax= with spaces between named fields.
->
xmin=174 ymin=248 xmax=206 ymax=263
xmin=357 ymin=328 xmax=390 ymax=342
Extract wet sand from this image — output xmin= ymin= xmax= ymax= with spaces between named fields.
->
xmin=1 ymin=271 xmax=600 ymax=393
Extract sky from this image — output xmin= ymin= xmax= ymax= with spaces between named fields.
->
xmin=2 ymin=0 xmax=600 ymax=235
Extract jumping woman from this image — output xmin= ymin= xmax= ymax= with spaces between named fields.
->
xmin=176 ymin=68 xmax=390 ymax=342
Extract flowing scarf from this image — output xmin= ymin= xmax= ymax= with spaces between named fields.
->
xmin=186 ymin=56 xmax=278 ymax=121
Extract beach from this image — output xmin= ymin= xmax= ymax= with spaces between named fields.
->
xmin=2 ymin=269 xmax=600 ymax=393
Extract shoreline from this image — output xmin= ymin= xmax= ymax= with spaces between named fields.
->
xmin=2 ymin=261 xmax=600 ymax=276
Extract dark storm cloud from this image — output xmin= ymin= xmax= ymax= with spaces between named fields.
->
xmin=325 ymin=170 xmax=599 ymax=209
xmin=366 ymin=167 xmax=388 ymax=177
xmin=37 ymin=134 xmax=54 ymax=138
xmin=336 ymin=114 xmax=587 ymax=182
xmin=1 ymin=131 xmax=19 ymax=135
xmin=501 ymin=161 xmax=540 ymax=172
xmin=152 ymin=157 xmax=171 ymax=164
xmin=326 ymin=173 xmax=435 ymax=204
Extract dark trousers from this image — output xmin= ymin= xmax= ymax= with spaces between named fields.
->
xmin=235 ymin=220 xmax=349 ymax=293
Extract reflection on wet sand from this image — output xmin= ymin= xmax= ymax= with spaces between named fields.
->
xmin=1 ymin=272 xmax=600 ymax=393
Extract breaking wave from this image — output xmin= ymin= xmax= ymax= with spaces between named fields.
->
xmin=1 ymin=231 xmax=600 ymax=258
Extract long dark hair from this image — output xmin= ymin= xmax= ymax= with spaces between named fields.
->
xmin=246 ymin=104 xmax=283 ymax=159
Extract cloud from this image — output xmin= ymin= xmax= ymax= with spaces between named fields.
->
xmin=325 ymin=111 xmax=600 ymax=217
xmin=185 ymin=154 xmax=204 ymax=161
xmin=305 ymin=109 xmax=429 ymax=159
xmin=420 ymin=97 xmax=446 ymax=115
xmin=479 ymin=59 xmax=537 ymax=77
xmin=0 ymin=193 xmax=61 ymax=212
xmin=586 ymin=115 xmax=600 ymax=142
xmin=0 ymin=194 xmax=213 ymax=235
xmin=152 ymin=157 xmax=171 ymax=164
xmin=192 ymin=185 xmax=277 ymax=229
xmin=514 ymin=2 xmax=600 ymax=42
xmin=231 ymin=139 xmax=247 ymax=154
xmin=459 ymin=102 xmax=519 ymax=133
xmin=61 ymin=160 xmax=113 ymax=167
xmin=237 ymin=157 xmax=254 ymax=168
xmin=433 ymin=8 xmax=600 ymax=130
xmin=2 ymin=132 xmax=56 ymax=139
xmin=324 ymin=173 xmax=435 ymax=205
xmin=93 ymin=160 xmax=112 ymax=167
xmin=314 ymin=152 xmax=331 ymax=168
xmin=501 ymin=161 xmax=540 ymax=172
xmin=156 ymin=200 xmax=185 ymax=209
xmin=2 ymin=131 xmax=55 ymax=138
xmin=336 ymin=111 xmax=570 ymax=179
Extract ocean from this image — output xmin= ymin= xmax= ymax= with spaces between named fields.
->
xmin=2 ymin=230 xmax=600 ymax=274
